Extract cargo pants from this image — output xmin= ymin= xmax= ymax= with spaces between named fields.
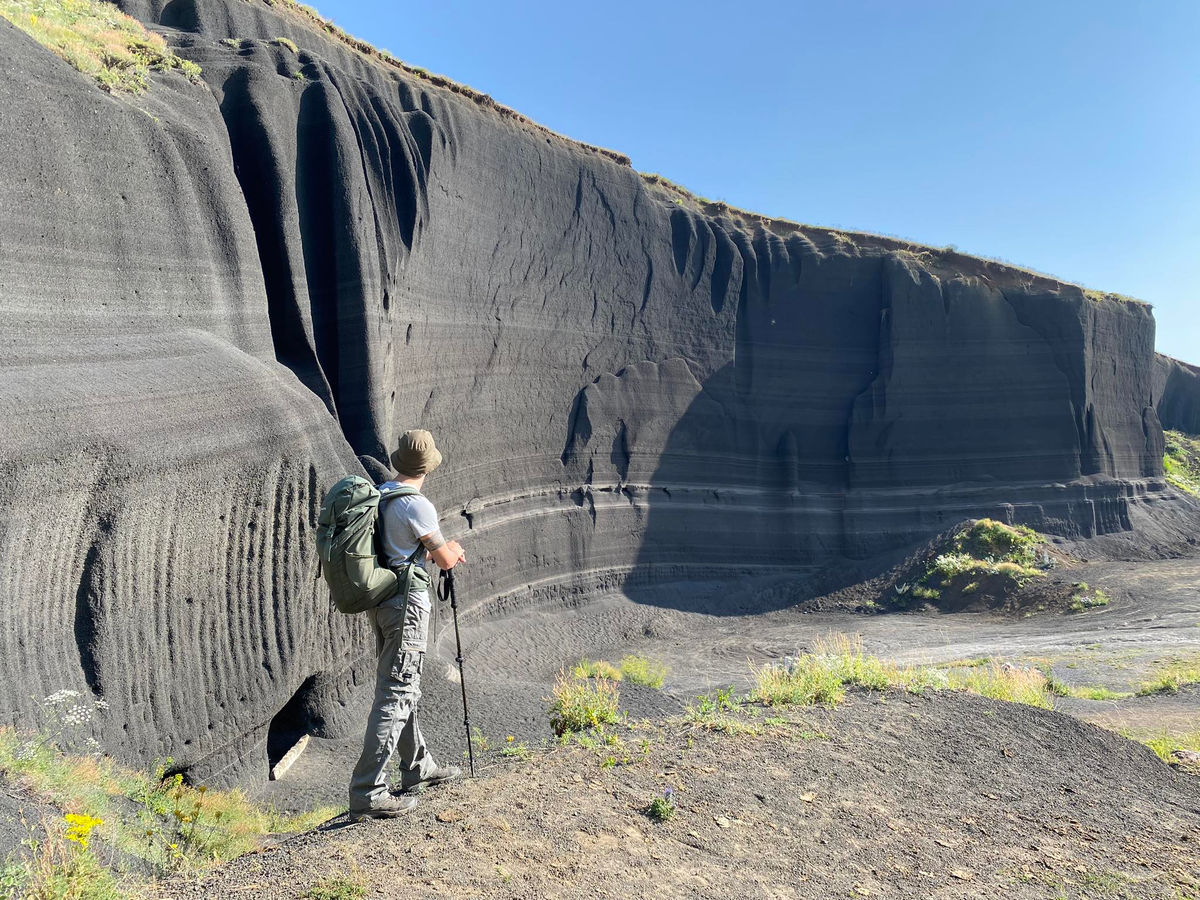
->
xmin=348 ymin=582 xmax=440 ymax=811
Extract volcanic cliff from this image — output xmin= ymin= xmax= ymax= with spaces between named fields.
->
xmin=0 ymin=0 xmax=1197 ymax=783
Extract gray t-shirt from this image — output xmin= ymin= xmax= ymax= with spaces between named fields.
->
xmin=377 ymin=483 xmax=440 ymax=569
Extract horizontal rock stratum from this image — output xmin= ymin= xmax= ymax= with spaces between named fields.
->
xmin=0 ymin=0 xmax=1197 ymax=783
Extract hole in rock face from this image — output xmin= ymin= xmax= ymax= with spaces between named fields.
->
xmin=266 ymin=676 xmax=318 ymax=774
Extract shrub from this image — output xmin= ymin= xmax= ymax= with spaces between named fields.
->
xmin=0 ymin=0 xmax=202 ymax=93
xmin=619 ymin=655 xmax=667 ymax=688
xmin=961 ymin=518 xmax=1041 ymax=563
xmin=548 ymin=673 xmax=620 ymax=734
xmin=645 ymin=788 xmax=676 ymax=823
xmin=930 ymin=552 xmax=977 ymax=578
xmin=1068 ymin=588 xmax=1110 ymax=613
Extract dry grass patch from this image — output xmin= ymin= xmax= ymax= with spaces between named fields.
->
xmin=571 ymin=655 xmax=667 ymax=688
xmin=750 ymin=634 xmax=1055 ymax=710
xmin=571 ymin=659 xmax=622 ymax=681
xmin=0 ymin=726 xmax=340 ymax=885
xmin=947 ymin=662 xmax=1053 ymax=709
xmin=0 ymin=0 xmax=201 ymax=92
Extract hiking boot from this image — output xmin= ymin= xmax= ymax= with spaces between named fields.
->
xmin=396 ymin=764 xmax=463 ymax=793
xmin=348 ymin=793 xmax=418 ymax=823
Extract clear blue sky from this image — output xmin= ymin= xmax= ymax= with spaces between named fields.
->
xmin=314 ymin=0 xmax=1198 ymax=364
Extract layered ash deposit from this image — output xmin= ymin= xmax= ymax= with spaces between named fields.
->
xmin=1155 ymin=353 xmax=1200 ymax=436
xmin=0 ymin=0 xmax=1197 ymax=782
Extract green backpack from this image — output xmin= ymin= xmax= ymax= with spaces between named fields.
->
xmin=315 ymin=476 xmax=431 ymax=614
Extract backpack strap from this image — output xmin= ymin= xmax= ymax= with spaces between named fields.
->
xmin=378 ymin=483 xmax=422 ymax=503
xmin=375 ymin=482 xmax=430 ymax=586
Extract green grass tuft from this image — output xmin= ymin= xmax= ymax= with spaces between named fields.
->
xmin=548 ymin=672 xmax=620 ymax=735
xmin=1136 ymin=655 xmax=1200 ymax=695
xmin=0 ymin=0 xmax=202 ymax=92
xmin=619 ymin=655 xmax=667 ymax=688
xmin=1068 ymin=586 xmax=1110 ymax=613
xmin=1066 ymin=685 xmax=1132 ymax=701
xmin=645 ymin=792 xmax=676 ymax=822
xmin=910 ymin=585 xmax=941 ymax=602
xmin=1118 ymin=727 xmax=1200 ymax=765
xmin=270 ymin=35 xmax=298 ymax=52
xmin=947 ymin=662 xmax=1053 ymax=708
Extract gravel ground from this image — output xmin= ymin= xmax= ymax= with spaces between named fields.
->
xmin=169 ymin=690 xmax=1200 ymax=900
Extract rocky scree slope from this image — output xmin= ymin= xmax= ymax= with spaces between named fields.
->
xmin=0 ymin=0 xmax=1197 ymax=784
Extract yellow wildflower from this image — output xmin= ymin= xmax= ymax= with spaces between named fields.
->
xmin=63 ymin=813 xmax=103 ymax=850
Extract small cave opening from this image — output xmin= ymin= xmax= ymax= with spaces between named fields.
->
xmin=266 ymin=675 xmax=319 ymax=779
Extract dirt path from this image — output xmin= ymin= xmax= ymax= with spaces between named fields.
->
xmin=175 ymin=691 xmax=1199 ymax=900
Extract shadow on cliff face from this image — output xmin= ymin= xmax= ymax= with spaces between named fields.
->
xmin=618 ymin=362 xmax=849 ymax=615
xmin=217 ymin=51 xmax=441 ymax=469
xmin=570 ymin=246 xmax=1180 ymax=618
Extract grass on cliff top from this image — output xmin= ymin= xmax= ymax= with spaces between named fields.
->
xmin=0 ymin=724 xmax=341 ymax=896
xmin=0 ymin=0 xmax=201 ymax=92
xmin=1164 ymin=430 xmax=1200 ymax=497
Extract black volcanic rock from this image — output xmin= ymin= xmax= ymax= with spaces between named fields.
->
xmin=0 ymin=3 xmax=1197 ymax=781
xmin=1155 ymin=353 xmax=1200 ymax=436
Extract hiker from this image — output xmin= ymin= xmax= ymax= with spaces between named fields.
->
xmin=348 ymin=429 xmax=466 ymax=821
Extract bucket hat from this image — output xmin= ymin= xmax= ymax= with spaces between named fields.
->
xmin=390 ymin=429 xmax=442 ymax=476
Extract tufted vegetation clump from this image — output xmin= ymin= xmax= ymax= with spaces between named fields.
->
xmin=548 ymin=672 xmax=621 ymax=735
xmin=1163 ymin=430 xmax=1200 ymax=497
xmin=894 ymin=518 xmax=1050 ymax=608
xmin=750 ymin=633 xmax=1054 ymax=710
xmin=0 ymin=0 xmax=201 ymax=92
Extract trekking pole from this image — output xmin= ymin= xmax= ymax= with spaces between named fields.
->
xmin=438 ymin=567 xmax=475 ymax=778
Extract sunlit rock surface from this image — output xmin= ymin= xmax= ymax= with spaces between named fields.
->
xmin=0 ymin=3 xmax=1196 ymax=782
